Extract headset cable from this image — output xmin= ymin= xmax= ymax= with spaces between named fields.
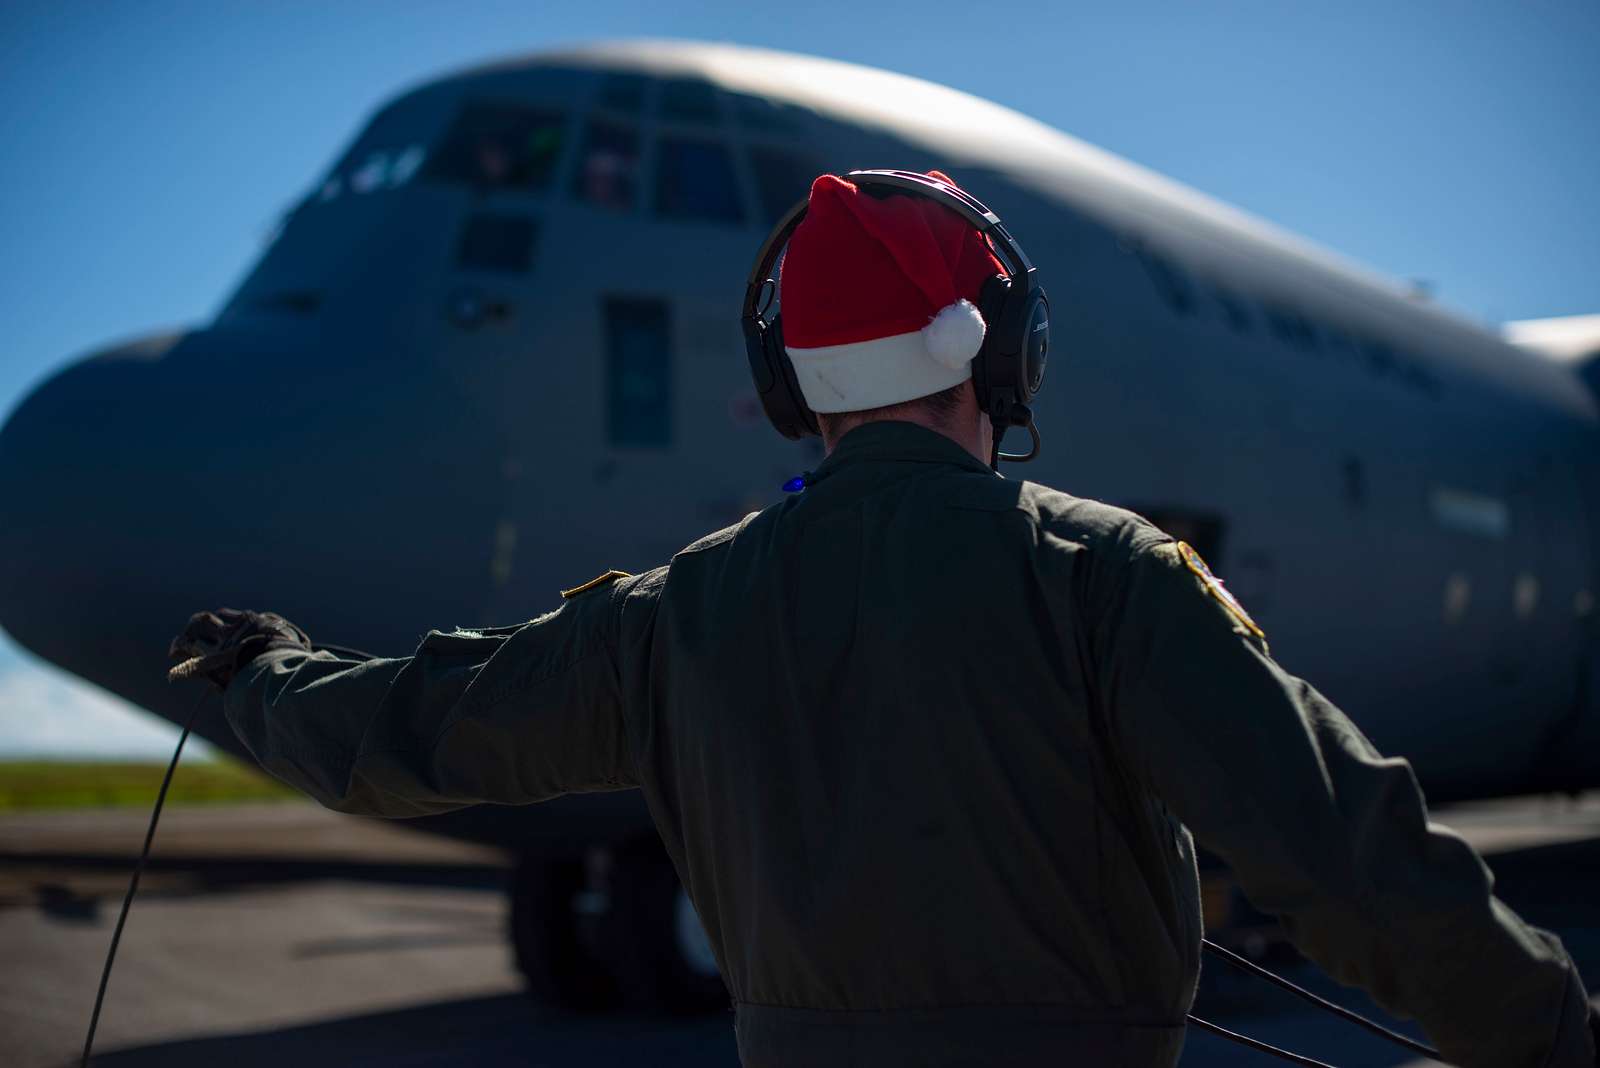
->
xmin=1192 ymin=937 xmax=1443 ymax=1064
xmin=80 ymin=686 xmax=209 ymax=1067
xmin=81 ymin=642 xmax=380 ymax=1065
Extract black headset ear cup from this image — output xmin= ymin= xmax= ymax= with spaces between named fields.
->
xmin=743 ymin=315 xmax=779 ymax=395
xmin=753 ymin=314 xmax=819 ymax=440
xmin=972 ymin=273 xmax=1014 ymax=418
xmin=1019 ymin=288 xmax=1050 ymax=403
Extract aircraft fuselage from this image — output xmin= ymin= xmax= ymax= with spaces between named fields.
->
xmin=2 ymin=43 xmax=1596 ymax=854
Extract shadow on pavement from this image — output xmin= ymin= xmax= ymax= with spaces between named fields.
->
xmin=48 ymin=829 xmax=1600 ymax=1067
xmin=2 ymin=850 xmax=507 ymax=905
xmin=92 ymin=995 xmax=740 ymax=1068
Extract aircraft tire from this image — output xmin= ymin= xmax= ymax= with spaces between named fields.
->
xmin=508 ymin=853 xmax=619 ymax=1012
xmin=603 ymin=836 xmax=730 ymax=1014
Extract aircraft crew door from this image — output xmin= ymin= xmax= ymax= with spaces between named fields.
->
xmin=1504 ymin=445 xmax=1596 ymax=788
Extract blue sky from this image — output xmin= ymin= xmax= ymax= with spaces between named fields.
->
xmin=1 ymin=0 xmax=1596 ymax=757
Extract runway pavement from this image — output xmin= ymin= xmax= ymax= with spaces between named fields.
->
xmin=3 ymin=794 xmax=1598 ymax=1067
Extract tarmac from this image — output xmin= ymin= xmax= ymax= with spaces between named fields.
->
xmin=3 ymin=794 xmax=1598 ymax=1067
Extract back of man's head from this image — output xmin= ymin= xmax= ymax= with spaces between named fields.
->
xmin=814 ymin=380 xmax=974 ymax=453
xmin=779 ymin=172 xmax=1003 ymax=459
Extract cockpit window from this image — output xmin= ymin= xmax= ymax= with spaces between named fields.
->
xmin=655 ymin=138 xmax=744 ymax=224
xmin=426 ymin=103 xmax=566 ymax=191
xmin=597 ymin=73 xmax=649 ymax=114
xmin=316 ymin=102 xmax=430 ymax=202
xmin=573 ymin=119 xmax=641 ymax=210
xmin=747 ymin=146 xmax=825 ymax=224
xmin=659 ymin=79 xmax=719 ymax=123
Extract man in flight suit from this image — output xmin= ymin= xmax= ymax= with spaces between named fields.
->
xmin=172 ymin=172 xmax=1598 ymax=1067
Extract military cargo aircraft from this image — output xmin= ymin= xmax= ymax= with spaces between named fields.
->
xmin=2 ymin=40 xmax=1597 ymax=1011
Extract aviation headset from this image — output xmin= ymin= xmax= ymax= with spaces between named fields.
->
xmin=741 ymin=169 xmax=1051 ymax=466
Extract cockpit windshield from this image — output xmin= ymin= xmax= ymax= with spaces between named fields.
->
xmin=304 ymin=74 xmax=826 ymax=232
xmin=425 ymin=103 xmax=566 ymax=191
xmin=572 ymin=119 xmax=641 ymax=210
xmin=656 ymin=138 xmax=743 ymax=224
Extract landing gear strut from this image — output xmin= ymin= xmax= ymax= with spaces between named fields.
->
xmin=508 ymin=837 xmax=728 ymax=1014
xmin=508 ymin=853 xmax=617 ymax=1010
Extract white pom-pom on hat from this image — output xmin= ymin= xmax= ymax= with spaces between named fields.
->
xmin=922 ymin=298 xmax=987 ymax=370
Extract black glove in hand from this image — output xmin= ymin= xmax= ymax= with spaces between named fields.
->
xmin=168 ymin=608 xmax=311 ymax=690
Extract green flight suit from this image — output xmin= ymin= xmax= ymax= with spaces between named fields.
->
xmin=224 ymin=420 xmax=1596 ymax=1067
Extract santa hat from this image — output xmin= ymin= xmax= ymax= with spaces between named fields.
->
xmin=779 ymin=171 xmax=1005 ymax=414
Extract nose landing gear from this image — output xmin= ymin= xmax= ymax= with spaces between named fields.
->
xmin=508 ymin=837 xmax=729 ymax=1014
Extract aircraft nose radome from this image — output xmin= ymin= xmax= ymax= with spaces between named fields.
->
xmin=0 ymin=326 xmax=508 ymax=732
xmin=0 ymin=333 xmax=209 ymax=711
xmin=0 ymin=358 xmax=111 ymax=661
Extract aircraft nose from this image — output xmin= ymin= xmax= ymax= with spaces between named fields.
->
xmin=0 ymin=325 xmax=509 ymax=730
xmin=0 ymin=333 xmax=198 ymax=701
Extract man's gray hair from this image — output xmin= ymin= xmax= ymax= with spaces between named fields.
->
xmin=815 ymin=380 xmax=970 ymax=446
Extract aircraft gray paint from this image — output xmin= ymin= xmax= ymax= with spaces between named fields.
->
xmin=3 ymin=40 xmax=1598 ymax=1006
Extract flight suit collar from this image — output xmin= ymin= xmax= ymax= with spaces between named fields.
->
xmin=811 ymin=421 xmax=998 ymax=482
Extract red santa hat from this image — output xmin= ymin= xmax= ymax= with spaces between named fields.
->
xmin=779 ymin=171 xmax=1005 ymax=413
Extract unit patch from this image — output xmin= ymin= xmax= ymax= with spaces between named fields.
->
xmin=1175 ymin=541 xmax=1267 ymax=644
xmin=559 ymin=570 xmax=633 ymax=600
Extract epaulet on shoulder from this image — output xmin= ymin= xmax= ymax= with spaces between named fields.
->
xmin=673 ymin=512 xmax=759 ymax=559
xmin=560 ymin=569 xmax=633 ymax=600
xmin=556 ymin=567 xmax=665 ymax=613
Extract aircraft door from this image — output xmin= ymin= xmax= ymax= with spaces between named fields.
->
xmin=1502 ymin=444 xmax=1595 ymax=785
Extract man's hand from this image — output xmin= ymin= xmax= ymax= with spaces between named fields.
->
xmin=168 ymin=608 xmax=311 ymax=690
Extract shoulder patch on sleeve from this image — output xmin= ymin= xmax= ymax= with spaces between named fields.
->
xmin=1175 ymin=541 xmax=1267 ymax=644
xmin=560 ymin=570 xmax=632 ymax=600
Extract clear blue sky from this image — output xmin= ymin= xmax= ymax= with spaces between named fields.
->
xmin=1 ymin=0 xmax=1596 ymax=756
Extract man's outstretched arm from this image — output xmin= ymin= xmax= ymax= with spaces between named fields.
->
xmin=218 ymin=583 xmax=638 ymax=818
xmin=1089 ymin=533 xmax=1596 ymax=1068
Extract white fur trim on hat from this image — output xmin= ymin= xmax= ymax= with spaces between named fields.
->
xmin=786 ymin=328 xmax=973 ymax=414
xmin=923 ymin=299 xmax=986 ymax=370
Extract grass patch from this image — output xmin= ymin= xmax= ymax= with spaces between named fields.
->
xmin=0 ymin=758 xmax=298 ymax=810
